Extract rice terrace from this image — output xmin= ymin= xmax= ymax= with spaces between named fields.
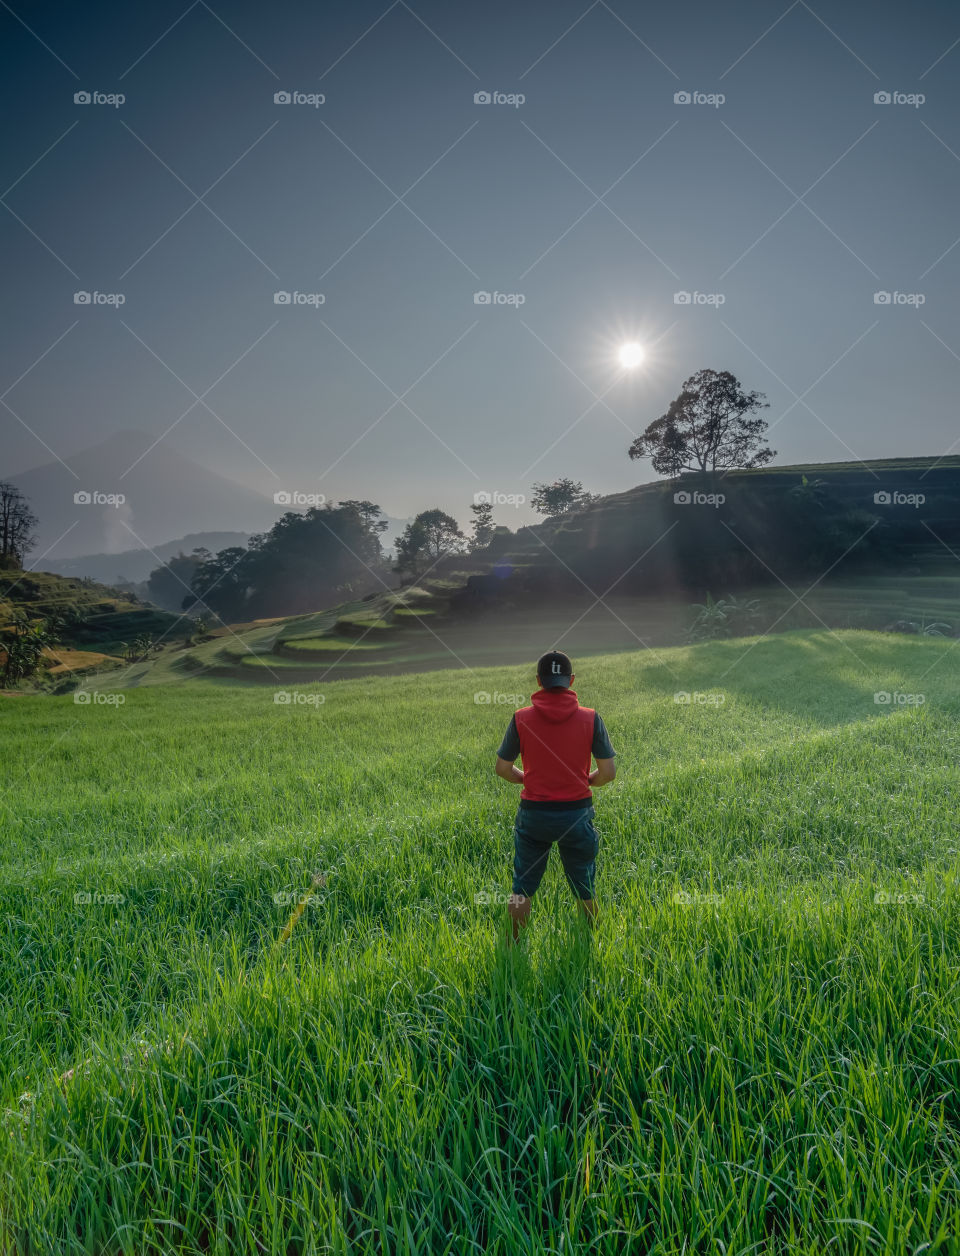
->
xmin=4 ymin=0 xmax=960 ymax=1252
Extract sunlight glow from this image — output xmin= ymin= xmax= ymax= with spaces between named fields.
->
xmin=618 ymin=342 xmax=645 ymax=369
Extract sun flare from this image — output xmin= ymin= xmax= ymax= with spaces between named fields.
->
xmin=618 ymin=342 xmax=645 ymax=369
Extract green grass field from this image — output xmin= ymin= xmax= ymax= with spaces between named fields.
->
xmin=3 ymin=630 xmax=960 ymax=1253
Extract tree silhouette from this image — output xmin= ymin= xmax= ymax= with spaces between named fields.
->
xmin=468 ymin=501 xmax=495 ymax=551
xmin=394 ymin=509 xmax=465 ymax=577
xmin=628 ymin=369 xmax=774 ymax=476
xmin=530 ymin=478 xmax=597 ymax=518
xmin=0 ymin=481 xmax=38 ymax=569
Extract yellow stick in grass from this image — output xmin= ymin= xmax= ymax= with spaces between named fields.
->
xmin=279 ymin=871 xmax=327 ymax=946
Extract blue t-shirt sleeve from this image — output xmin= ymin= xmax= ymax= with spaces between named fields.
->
xmin=592 ymin=713 xmax=615 ymax=759
xmin=497 ymin=715 xmax=521 ymax=761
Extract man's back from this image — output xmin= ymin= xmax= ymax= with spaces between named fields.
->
xmin=514 ymin=687 xmax=596 ymax=802
xmin=494 ymin=651 xmax=617 ymax=941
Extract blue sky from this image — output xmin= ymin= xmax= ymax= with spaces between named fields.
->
xmin=3 ymin=0 xmax=959 ymax=539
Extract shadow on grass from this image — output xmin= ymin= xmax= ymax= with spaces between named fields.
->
xmin=621 ymin=629 xmax=953 ymax=731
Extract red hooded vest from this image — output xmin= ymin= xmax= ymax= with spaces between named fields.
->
xmin=515 ymin=688 xmax=595 ymax=802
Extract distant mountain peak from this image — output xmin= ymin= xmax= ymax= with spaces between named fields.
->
xmin=11 ymin=429 xmax=279 ymax=559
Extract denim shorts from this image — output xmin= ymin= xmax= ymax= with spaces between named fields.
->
xmin=512 ymin=804 xmax=600 ymax=900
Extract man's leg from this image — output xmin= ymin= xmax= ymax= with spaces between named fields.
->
xmin=557 ymin=811 xmax=599 ymax=931
xmin=509 ymin=812 xmax=551 ymax=944
xmin=578 ymin=896 xmax=597 ymax=925
xmin=507 ymin=893 xmax=531 ymax=941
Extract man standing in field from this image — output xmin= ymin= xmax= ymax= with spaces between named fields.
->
xmin=495 ymin=651 xmax=616 ymax=941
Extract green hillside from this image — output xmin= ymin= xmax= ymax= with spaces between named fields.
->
xmin=2 ymin=632 xmax=960 ymax=1252
xmin=16 ymin=455 xmax=960 ymax=694
xmin=0 ymin=570 xmax=188 ymax=683
xmin=487 ymin=456 xmax=960 ymax=603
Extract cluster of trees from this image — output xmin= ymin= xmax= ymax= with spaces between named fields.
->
xmin=392 ymin=480 xmax=606 ymax=575
xmin=382 ymin=479 xmax=603 ymax=579
xmin=179 ymin=499 xmax=389 ymax=621
xmin=155 ymin=482 xmax=612 ymax=618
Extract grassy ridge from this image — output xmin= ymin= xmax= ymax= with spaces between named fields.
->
xmin=3 ymin=632 xmax=960 ymax=1252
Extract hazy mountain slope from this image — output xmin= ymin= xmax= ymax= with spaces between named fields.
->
xmin=11 ymin=431 xmax=279 ymax=560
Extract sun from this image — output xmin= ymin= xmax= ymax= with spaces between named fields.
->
xmin=617 ymin=342 xmax=645 ymax=369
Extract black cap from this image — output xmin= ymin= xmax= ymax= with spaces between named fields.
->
xmin=537 ymin=650 xmax=573 ymax=688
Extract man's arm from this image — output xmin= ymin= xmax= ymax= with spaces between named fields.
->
xmin=588 ymin=713 xmax=617 ymax=786
xmin=495 ymin=756 xmax=524 ymax=785
xmin=588 ymin=757 xmax=616 ymax=786
xmin=494 ymin=715 xmax=523 ymax=784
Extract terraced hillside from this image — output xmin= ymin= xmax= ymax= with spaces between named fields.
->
xmin=67 ymin=560 xmax=960 ymax=696
xmin=0 ymin=569 xmax=187 ymax=683
xmin=37 ymin=456 xmax=960 ymax=693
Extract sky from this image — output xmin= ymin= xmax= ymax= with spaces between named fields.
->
xmin=2 ymin=0 xmax=959 ymax=544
